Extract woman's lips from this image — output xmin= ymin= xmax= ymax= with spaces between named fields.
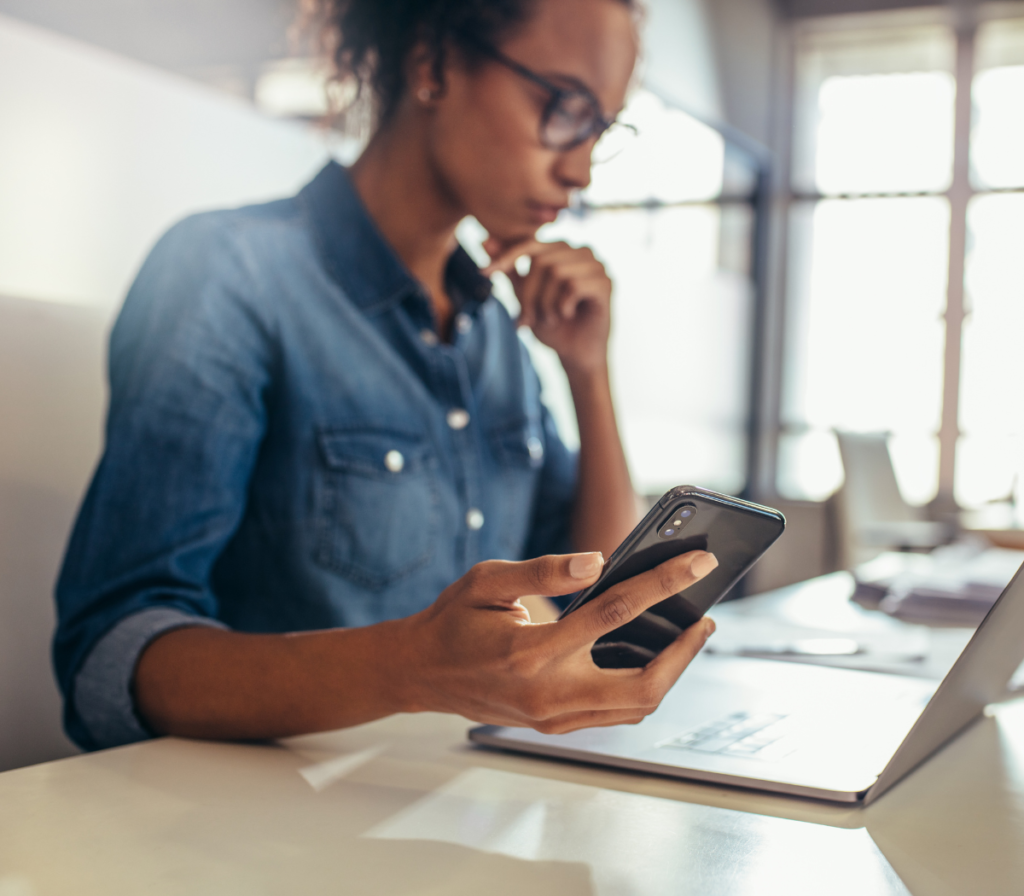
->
xmin=528 ymin=202 xmax=567 ymax=224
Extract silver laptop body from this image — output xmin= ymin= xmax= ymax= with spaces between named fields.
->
xmin=470 ymin=561 xmax=1024 ymax=804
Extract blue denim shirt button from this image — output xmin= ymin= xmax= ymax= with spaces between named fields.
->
xmin=527 ymin=436 xmax=544 ymax=464
xmin=466 ymin=508 xmax=485 ymax=531
xmin=455 ymin=313 xmax=473 ymax=335
xmin=446 ymin=408 xmax=470 ymax=430
xmin=420 ymin=328 xmax=439 ymax=346
xmin=384 ymin=450 xmax=405 ymax=472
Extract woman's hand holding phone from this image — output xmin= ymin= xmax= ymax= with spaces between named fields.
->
xmin=399 ymin=550 xmax=718 ymax=734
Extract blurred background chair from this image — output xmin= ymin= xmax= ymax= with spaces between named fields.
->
xmin=832 ymin=431 xmax=957 ymax=568
xmin=0 ymin=296 xmax=111 ymax=771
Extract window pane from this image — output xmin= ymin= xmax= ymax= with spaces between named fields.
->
xmin=585 ymin=89 xmax=725 ymax=206
xmin=972 ymin=19 xmax=1024 ymax=189
xmin=792 ymin=23 xmax=956 ymax=195
xmin=545 ymin=206 xmax=753 ymax=496
xmin=815 ymin=72 xmax=955 ymax=194
xmin=780 ymin=197 xmax=948 ymax=503
xmin=957 ymin=193 xmax=1024 ymax=514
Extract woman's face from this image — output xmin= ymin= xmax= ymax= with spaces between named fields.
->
xmin=424 ymin=0 xmax=639 ymax=243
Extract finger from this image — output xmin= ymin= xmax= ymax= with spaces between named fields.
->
xmin=524 ymin=256 xmax=606 ymax=324
xmin=519 ymin=256 xmax=600 ymax=329
xmin=642 ymin=617 xmax=717 ymax=695
xmin=556 ymin=618 xmax=715 ymax=716
xmin=482 ymin=239 xmax=548 ymax=276
xmin=556 ymin=276 xmax=611 ymax=321
xmin=483 ymin=239 xmax=578 ymax=277
xmin=560 ymin=551 xmax=719 ymax=648
xmin=459 ymin=553 xmax=605 ymax=607
xmin=530 ymin=263 xmax=597 ymax=324
xmin=462 ymin=704 xmax=645 ymax=731
xmin=517 ymin=259 xmax=560 ymax=330
xmin=530 ymin=708 xmax=652 ymax=735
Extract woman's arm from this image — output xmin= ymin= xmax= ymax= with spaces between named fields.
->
xmin=135 ymin=551 xmax=717 ymax=740
xmin=566 ymin=364 xmax=637 ymax=557
xmin=484 ymin=238 xmax=639 ymax=558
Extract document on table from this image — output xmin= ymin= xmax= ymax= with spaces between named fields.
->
xmin=854 ymin=544 xmax=1024 ymax=625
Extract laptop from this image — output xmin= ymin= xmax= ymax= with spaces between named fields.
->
xmin=469 ymin=560 xmax=1024 ymax=805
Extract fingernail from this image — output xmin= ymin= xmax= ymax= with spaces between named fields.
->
xmin=704 ymin=618 xmax=716 ymax=640
xmin=569 ymin=552 xmax=604 ymax=579
xmin=690 ymin=552 xmax=719 ymax=578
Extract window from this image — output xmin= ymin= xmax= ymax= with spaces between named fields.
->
xmin=462 ymin=88 xmax=764 ymax=496
xmin=960 ymin=17 xmax=1024 ymax=514
xmin=779 ymin=9 xmax=1024 ymax=523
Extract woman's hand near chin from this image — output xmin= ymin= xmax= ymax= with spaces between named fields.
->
xmin=483 ymin=237 xmax=613 ymax=378
xmin=482 ymin=234 xmax=636 ymax=560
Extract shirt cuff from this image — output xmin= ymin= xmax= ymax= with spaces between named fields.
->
xmin=73 ymin=608 xmax=228 ymax=750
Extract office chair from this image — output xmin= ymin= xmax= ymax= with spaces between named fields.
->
xmin=833 ymin=431 xmax=956 ymax=567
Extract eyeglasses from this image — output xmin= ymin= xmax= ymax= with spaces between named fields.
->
xmin=468 ymin=40 xmax=637 ymax=154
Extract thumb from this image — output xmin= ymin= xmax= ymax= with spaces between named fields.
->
xmin=460 ymin=553 xmax=605 ymax=607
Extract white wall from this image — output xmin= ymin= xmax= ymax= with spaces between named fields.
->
xmin=0 ymin=13 xmax=332 ymax=309
xmin=642 ymin=0 xmax=726 ymax=122
xmin=0 ymin=13 xmax=332 ymax=771
xmin=643 ymin=0 xmax=780 ymax=147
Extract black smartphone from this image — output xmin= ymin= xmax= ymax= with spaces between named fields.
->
xmin=560 ymin=485 xmax=786 ymax=668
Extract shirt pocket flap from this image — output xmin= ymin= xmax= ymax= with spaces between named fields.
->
xmin=317 ymin=429 xmax=434 ymax=478
xmin=490 ymin=420 xmax=546 ymax=470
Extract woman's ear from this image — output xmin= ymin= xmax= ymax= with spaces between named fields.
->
xmin=407 ymin=40 xmax=445 ymax=106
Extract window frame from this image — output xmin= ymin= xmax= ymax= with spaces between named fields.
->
xmin=769 ymin=3 xmax=1024 ymax=512
xmin=567 ymin=92 xmax=773 ymax=501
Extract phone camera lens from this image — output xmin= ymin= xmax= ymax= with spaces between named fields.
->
xmin=662 ymin=527 xmax=676 ymax=538
xmin=681 ymin=509 xmax=693 ymax=518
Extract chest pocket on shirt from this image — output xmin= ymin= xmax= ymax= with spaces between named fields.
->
xmin=313 ymin=428 xmax=439 ymax=590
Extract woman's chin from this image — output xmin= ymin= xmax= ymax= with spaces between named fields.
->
xmin=480 ymin=221 xmax=542 ymax=247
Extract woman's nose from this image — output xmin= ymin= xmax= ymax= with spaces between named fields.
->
xmin=553 ymin=141 xmax=595 ymax=191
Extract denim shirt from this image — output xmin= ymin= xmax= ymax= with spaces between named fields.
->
xmin=54 ymin=162 xmax=577 ymax=751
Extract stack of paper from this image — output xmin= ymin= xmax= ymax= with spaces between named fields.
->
xmin=854 ymin=543 xmax=1024 ymax=625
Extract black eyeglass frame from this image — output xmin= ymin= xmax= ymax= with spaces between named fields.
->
xmin=466 ymin=39 xmax=636 ymax=152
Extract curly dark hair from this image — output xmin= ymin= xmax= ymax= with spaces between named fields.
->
xmin=302 ymin=0 xmax=634 ymax=125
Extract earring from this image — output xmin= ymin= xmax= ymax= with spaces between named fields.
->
xmin=417 ymin=87 xmax=434 ymax=103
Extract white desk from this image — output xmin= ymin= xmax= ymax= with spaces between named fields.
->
xmin=3 ymin=572 xmax=1024 ymax=895
xmin=1 ymin=696 xmax=1023 ymax=895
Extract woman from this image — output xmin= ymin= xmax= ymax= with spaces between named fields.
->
xmin=53 ymin=0 xmax=717 ymax=751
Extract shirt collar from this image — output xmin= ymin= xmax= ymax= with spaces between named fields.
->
xmin=299 ymin=161 xmax=492 ymax=316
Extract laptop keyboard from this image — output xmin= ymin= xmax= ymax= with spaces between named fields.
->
xmin=658 ymin=711 xmax=798 ymax=762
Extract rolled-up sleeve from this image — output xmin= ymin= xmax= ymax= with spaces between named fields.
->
xmin=53 ymin=213 xmax=273 ymax=751
xmin=73 ymin=608 xmax=228 ymax=748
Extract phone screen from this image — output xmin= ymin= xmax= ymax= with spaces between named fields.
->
xmin=561 ymin=487 xmax=786 ymax=668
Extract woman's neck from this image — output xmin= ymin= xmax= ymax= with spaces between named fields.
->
xmin=350 ymin=118 xmax=464 ymax=334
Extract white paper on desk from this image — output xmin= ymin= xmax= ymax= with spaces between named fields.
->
xmin=879 ymin=546 xmax=1024 ymax=624
xmin=707 ymin=574 xmax=932 ymax=676
xmin=705 ymin=615 xmax=930 ymax=673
